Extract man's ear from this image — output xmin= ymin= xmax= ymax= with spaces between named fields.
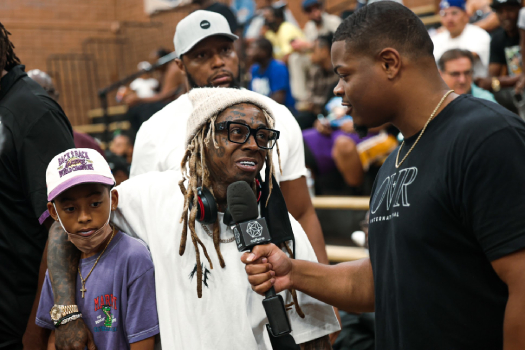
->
xmin=110 ymin=188 xmax=119 ymax=211
xmin=379 ymin=48 xmax=401 ymax=80
xmin=47 ymin=202 xmax=58 ymax=221
xmin=175 ymin=58 xmax=184 ymax=71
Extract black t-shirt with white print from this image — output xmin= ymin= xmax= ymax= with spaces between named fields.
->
xmin=369 ymin=95 xmax=525 ymax=350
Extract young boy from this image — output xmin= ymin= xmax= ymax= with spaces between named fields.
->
xmin=36 ymin=148 xmax=159 ymax=350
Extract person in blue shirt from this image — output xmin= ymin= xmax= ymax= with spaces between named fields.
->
xmin=248 ymin=37 xmax=297 ymax=114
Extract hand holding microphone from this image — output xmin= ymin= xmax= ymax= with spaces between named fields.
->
xmin=227 ymin=181 xmax=293 ymax=337
xmin=242 ymin=244 xmax=293 ymax=296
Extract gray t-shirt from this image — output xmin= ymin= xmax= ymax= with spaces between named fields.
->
xmin=36 ymin=231 xmax=159 ymax=349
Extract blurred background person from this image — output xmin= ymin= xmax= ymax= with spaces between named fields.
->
xmin=107 ymin=129 xmax=135 ymax=165
xmin=432 ymin=0 xmax=491 ymax=77
xmin=262 ymin=5 xmax=304 ymax=62
xmin=248 ymin=37 xmax=296 ymax=114
xmin=295 ymin=33 xmax=339 ymax=130
xmin=123 ymin=48 xmax=187 ymax=132
xmin=129 ymin=61 xmax=159 ymax=99
xmin=244 ymin=1 xmax=299 ymax=44
xmin=467 ymin=0 xmax=500 ymax=33
xmin=438 ymin=49 xmax=497 ymax=101
xmin=475 ymin=0 xmax=522 ymax=112
xmin=288 ymin=0 xmax=342 ymax=106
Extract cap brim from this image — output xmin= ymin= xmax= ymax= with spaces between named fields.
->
xmin=491 ymin=1 xmax=520 ymax=8
xmin=178 ymin=33 xmax=239 ymax=58
xmin=48 ymin=174 xmax=115 ymax=201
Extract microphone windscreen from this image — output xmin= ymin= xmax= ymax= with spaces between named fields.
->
xmin=227 ymin=181 xmax=259 ymax=223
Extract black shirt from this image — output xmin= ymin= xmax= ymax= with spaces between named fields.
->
xmin=205 ymin=2 xmax=239 ymax=33
xmin=0 ymin=66 xmax=74 ymax=348
xmin=489 ymin=27 xmax=521 ymax=75
xmin=369 ymin=95 xmax=525 ymax=349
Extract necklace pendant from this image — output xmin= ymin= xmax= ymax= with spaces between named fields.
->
xmin=80 ymin=285 xmax=87 ymax=298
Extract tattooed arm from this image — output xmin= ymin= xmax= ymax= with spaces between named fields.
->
xmin=47 ymin=221 xmax=97 ymax=350
xmin=300 ymin=335 xmax=332 ymax=350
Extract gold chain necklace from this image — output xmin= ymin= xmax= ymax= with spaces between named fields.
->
xmin=395 ymin=90 xmax=454 ymax=168
xmin=202 ymin=224 xmax=235 ymax=244
xmin=78 ymin=226 xmax=116 ymax=298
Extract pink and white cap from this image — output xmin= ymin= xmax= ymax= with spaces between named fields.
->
xmin=46 ymin=148 xmax=115 ymax=201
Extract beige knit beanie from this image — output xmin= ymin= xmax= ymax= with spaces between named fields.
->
xmin=186 ymin=88 xmax=276 ymax=146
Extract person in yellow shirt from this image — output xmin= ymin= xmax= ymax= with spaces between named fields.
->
xmin=262 ymin=6 xmax=305 ymax=61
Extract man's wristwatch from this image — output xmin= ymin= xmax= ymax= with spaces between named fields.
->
xmin=492 ymin=77 xmax=501 ymax=92
xmin=50 ymin=305 xmax=79 ymax=323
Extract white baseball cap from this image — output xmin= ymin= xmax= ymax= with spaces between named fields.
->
xmin=46 ymin=148 xmax=115 ymax=201
xmin=174 ymin=10 xmax=239 ymax=58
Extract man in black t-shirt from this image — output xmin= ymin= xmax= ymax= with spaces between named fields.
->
xmin=475 ymin=0 xmax=522 ymax=110
xmin=0 ymin=24 xmax=75 ymax=349
xmin=243 ymin=3 xmax=525 ymax=349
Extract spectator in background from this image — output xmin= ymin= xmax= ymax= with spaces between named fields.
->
xmin=289 ymin=0 xmax=342 ymax=106
xmin=124 ymin=48 xmax=187 ymax=132
xmin=475 ymin=0 xmax=521 ymax=111
xmin=27 ymin=69 xmax=105 ymax=158
xmin=295 ymin=33 xmax=339 ymax=129
xmin=129 ymin=61 xmax=159 ymax=99
xmin=438 ymin=49 xmax=497 ymax=101
xmin=262 ymin=5 xmax=304 ymax=61
xmin=303 ymin=99 xmax=398 ymax=187
xmin=108 ymin=130 xmax=134 ymax=165
xmin=245 ymin=1 xmax=300 ymax=43
xmin=231 ymin=0 xmax=256 ymax=27
xmin=193 ymin=0 xmax=238 ymax=32
xmin=432 ymin=0 xmax=491 ymax=77
xmin=0 ymin=23 xmax=75 ymax=349
xmin=467 ymin=0 xmax=500 ymax=32
xmin=248 ymin=37 xmax=296 ymax=114
xmin=105 ymin=151 xmax=130 ymax=186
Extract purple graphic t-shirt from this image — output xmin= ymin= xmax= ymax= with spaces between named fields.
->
xmin=36 ymin=231 xmax=159 ymax=349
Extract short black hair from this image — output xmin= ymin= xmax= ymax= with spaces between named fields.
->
xmin=437 ymin=49 xmax=474 ymax=71
xmin=266 ymin=6 xmax=285 ymax=20
xmin=254 ymin=38 xmax=274 ymax=58
xmin=333 ymin=2 xmax=434 ymax=59
xmin=317 ymin=32 xmax=334 ymax=51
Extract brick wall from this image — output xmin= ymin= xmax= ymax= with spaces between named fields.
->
xmin=3 ymin=0 xmax=436 ymax=125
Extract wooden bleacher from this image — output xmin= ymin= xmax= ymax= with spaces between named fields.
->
xmin=312 ymin=196 xmax=370 ymax=262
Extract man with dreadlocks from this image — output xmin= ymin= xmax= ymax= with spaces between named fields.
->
xmin=46 ymin=87 xmax=340 ymax=350
xmin=0 ymin=23 xmax=75 ymax=349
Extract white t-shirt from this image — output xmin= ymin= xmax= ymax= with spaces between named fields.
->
xmin=432 ymin=24 xmax=491 ymax=77
xmin=130 ymin=78 xmax=159 ymax=98
xmin=130 ymin=92 xmax=307 ymax=183
xmin=112 ymin=170 xmax=340 ymax=350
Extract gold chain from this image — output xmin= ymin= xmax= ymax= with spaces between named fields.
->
xmin=78 ymin=226 xmax=116 ymax=298
xmin=202 ymin=224 xmax=235 ymax=244
xmin=395 ymin=90 xmax=454 ymax=168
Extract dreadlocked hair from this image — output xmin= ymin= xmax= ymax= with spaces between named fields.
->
xmin=0 ymin=23 xmax=21 ymax=74
xmin=179 ymin=107 xmax=281 ymax=298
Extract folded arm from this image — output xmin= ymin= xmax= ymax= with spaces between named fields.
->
xmin=47 ymin=221 xmax=97 ymax=350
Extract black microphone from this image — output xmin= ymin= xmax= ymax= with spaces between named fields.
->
xmin=227 ymin=181 xmax=292 ymax=337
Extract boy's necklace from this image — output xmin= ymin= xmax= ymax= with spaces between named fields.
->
xmin=78 ymin=227 xmax=116 ymax=298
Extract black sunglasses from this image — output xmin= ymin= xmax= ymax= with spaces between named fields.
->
xmin=215 ymin=121 xmax=280 ymax=150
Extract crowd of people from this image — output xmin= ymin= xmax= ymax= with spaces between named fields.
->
xmin=2 ymin=0 xmax=525 ymax=350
